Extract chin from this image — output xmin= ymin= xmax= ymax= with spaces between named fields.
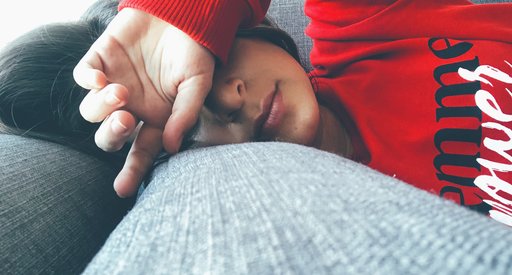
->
xmin=277 ymin=125 xmax=318 ymax=146
xmin=274 ymin=103 xmax=320 ymax=146
xmin=296 ymin=114 xmax=320 ymax=146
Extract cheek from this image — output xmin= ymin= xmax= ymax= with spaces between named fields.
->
xmin=279 ymin=84 xmax=320 ymax=145
xmin=289 ymin=100 xmax=320 ymax=145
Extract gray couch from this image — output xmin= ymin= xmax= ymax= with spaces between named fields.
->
xmin=2 ymin=0 xmax=512 ymax=274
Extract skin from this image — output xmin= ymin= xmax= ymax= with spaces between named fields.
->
xmin=77 ymin=11 xmax=351 ymax=197
xmin=189 ymin=38 xmax=353 ymax=157
xmin=74 ymin=9 xmax=215 ymax=197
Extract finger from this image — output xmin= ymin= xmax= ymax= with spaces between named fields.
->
xmin=73 ymin=47 xmax=108 ymax=90
xmin=113 ymin=124 xmax=163 ymax=198
xmin=79 ymin=83 xmax=129 ymax=123
xmin=162 ymin=79 xmax=211 ymax=154
xmin=95 ymin=110 xmax=138 ymax=152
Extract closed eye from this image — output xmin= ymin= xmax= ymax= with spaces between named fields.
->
xmin=227 ymin=110 xmax=240 ymax=123
xmin=214 ymin=110 xmax=240 ymax=124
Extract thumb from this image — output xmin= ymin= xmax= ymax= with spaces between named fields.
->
xmin=162 ymin=77 xmax=211 ymax=154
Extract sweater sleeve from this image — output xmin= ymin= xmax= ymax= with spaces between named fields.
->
xmin=118 ymin=0 xmax=271 ymax=63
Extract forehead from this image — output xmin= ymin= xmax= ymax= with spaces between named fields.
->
xmin=218 ymin=38 xmax=295 ymax=76
xmin=237 ymin=37 xmax=291 ymax=57
xmin=236 ymin=22 xmax=300 ymax=62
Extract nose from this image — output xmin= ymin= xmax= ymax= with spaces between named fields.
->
xmin=206 ymin=78 xmax=245 ymax=119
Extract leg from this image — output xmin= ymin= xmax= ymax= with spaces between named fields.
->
xmin=0 ymin=134 xmax=133 ymax=274
xmin=85 ymin=142 xmax=512 ymax=274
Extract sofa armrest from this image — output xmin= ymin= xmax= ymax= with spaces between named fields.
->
xmin=0 ymin=134 xmax=132 ymax=274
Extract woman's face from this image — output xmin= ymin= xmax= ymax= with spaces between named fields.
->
xmin=188 ymin=38 xmax=319 ymax=148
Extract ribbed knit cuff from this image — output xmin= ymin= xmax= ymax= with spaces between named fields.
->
xmin=119 ymin=0 xmax=250 ymax=63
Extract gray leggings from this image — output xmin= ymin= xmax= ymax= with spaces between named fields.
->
xmin=2 ymin=136 xmax=512 ymax=274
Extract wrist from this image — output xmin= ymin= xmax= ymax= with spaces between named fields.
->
xmin=119 ymin=0 xmax=251 ymax=63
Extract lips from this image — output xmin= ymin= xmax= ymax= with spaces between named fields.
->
xmin=254 ymin=87 xmax=285 ymax=140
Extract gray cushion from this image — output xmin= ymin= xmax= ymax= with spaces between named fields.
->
xmin=0 ymin=134 xmax=132 ymax=274
xmin=85 ymin=142 xmax=512 ymax=274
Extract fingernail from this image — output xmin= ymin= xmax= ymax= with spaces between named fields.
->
xmin=105 ymin=93 xmax=122 ymax=105
xmin=112 ymin=119 xmax=129 ymax=135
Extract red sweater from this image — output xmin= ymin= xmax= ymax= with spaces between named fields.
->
xmin=119 ymin=0 xmax=512 ymax=225
xmin=306 ymin=0 xmax=512 ymax=226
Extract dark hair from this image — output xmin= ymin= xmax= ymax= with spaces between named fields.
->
xmin=0 ymin=0 xmax=126 ymax=166
xmin=0 ymin=1 xmax=301 ymax=166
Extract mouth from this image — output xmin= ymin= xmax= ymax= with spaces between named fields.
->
xmin=254 ymin=84 xmax=285 ymax=140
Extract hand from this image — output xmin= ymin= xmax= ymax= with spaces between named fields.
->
xmin=73 ymin=8 xmax=215 ymax=197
